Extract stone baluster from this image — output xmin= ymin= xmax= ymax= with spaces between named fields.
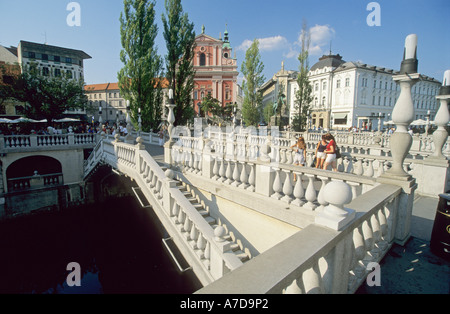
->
xmin=247 ymin=163 xmax=256 ymax=192
xmin=377 ymin=208 xmax=389 ymax=251
xmin=286 ymin=149 xmax=293 ymax=165
xmin=348 ymin=226 xmax=367 ymax=289
xmin=316 ymin=176 xmax=330 ymax=212
xmin=212 ymin=157 xmax=219 ymax=180
xmin=271 ymin=169 xmax=283 ymax=200
xmin=231 ymin=161 xmax=240 ymax=187
xmin=281 ymin=170 xmax=294 ymax=203
xmin=225 ymin=160 xmax=233 ymax=185
xmin=284 ymin=278 xmax=303 ymax=294
xmin=362 ymin=219 xmax=378 ymax=265
xmin=291 ymin=172 xmax=305 ymax=207
xmin=238 ymin=162 xmax=249 ymax=189
xmin=218 ymin=159 xmax=226 ymax=182
xmin=304 ymin=174 xmax=317 ymax=210
xmin=302 ymin=263 xmax=323 ymax=294
xmin=344 ymin=156 xmax=353 ymax=174
xmin=196 ymin=233 xmax=207 ymax=259
xmin=354 ymin=158 xmax=363 ymax=176
xmin=365 ymin=159 xmax=374 ymax=177
xmin=170 ymin=201 xmax=179 ymax=218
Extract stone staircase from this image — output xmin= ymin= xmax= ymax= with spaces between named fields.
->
xmin=174 ymin=180 xmax=250 ymax=264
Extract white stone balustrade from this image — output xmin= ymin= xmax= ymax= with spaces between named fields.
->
xmin=196 ymin=184 xmax=403 ymax=294
xmin=84 ymin=136 xmax=244 ymax=286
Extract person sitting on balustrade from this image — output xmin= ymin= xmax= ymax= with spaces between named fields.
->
xmin=323 ymin=133 xmax=338 ymax=172
xmin=290 ymin=137 xmax=307 ymax=181
xmin=315 ymin=135 xmax=328 ymax=169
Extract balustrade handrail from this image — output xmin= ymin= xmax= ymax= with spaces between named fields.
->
xmin=196 ymin=183 xmax=402 ymax=294
xmin=84 ymin=137 xmax=244 ymax=283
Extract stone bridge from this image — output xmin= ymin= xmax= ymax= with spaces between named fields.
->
xmin=0 ymin=133 xmax=99 ymax=217
xmin=82 ymin=129 xmax=430 ymax=293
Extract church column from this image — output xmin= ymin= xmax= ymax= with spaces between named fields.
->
xmin=213 ymin=46 xmax=217 ymax=66
xmin=218 ymin=80 xmax=223 ymax=104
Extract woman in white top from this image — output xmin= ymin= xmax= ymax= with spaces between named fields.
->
xmin=290 ymin=137 xmax=307 ymax=181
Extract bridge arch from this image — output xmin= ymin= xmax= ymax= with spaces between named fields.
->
xmin=6 ymin=155 xmax=62 ymax=180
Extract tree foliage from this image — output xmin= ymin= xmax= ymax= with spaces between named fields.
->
xmin=293 ymin=20 xmax=313 ymax=132
xmin=241 ymin=39 xmax=266 ymax=126
xmin=0 ymin=64 xmax=87 ymax=122
xmin=118 ymin=0 xmax=164 ymax=132
xmin=162 ymin=0 xmax=196 ymax=126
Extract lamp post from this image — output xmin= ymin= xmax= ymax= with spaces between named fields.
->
xmin=98 ymin=104 xmax=102 ymax=132
xmin=138 ymin=107 xmax=142 ymax=136
xmin=429 ymin=70 xmax=450 ymax=159
xmin=425 ymin=110 xmax=431 ymax=135
xmin=384 ymin=34 xmax=420 ymax=178
xmin=166 ymin=89 xmax=176 ymax=143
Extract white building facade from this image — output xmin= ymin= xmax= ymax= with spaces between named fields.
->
xmin=264 ymin=54 xmax=441 ymax=131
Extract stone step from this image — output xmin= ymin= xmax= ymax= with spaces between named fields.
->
xmin=233 ymin=250 xmax=250 ymax=262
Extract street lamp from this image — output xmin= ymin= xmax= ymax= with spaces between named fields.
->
xmin=425 ymin=110 xmax=431 ymax=135
xmin=138 ymin=107 xmax=142 ymax=135
xmin=98 ymin=103 xmax=103 ymax=131
xmin=377 ymin=112 xmax=382 ymax=132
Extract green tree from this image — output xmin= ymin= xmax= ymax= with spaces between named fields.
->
xmin=162 ymin=0 xmax=196 ymax=126
xmin=292 ymin=21 xmax=313 ymax=132
xmin=263 ymin=103 xmax=274 ymax=125
xmin=241 ymin=39 xmax=266 ymax=126
xmin=118 ymin=0 xmax=164 ymax=132
xmin=0 ymin=65 xmax=87 ymax=123
xmin=200 ymin=93 xmax=221 ymax=118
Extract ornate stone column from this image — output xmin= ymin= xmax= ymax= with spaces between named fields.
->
xmin=381 ymin=34 xmax=420 ymax=179
xmin=164 ymin=89 xmax=177 ymax=166
xmin=429 ymin=70 xmax=450 ymax=160
xmin=377 ymin=34 xmax=419 ymax=245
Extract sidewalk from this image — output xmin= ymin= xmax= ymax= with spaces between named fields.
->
xmin=357 ymin=195 xmax=450 ymax=294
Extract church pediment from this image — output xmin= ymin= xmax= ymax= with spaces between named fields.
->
xmin=196 ymin=34 xmax=222 ymax=44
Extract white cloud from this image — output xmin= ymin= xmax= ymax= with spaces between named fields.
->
xmin=237 ymin=35 xmax=289 ymax=52
xmin=306 ymin=24 xmax=336 ymax=56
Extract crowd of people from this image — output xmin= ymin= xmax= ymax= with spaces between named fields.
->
xmin=290 ymin=133 xmax=339 ymax=174
xmin=0 ymin=121 xmax=131 ymax=136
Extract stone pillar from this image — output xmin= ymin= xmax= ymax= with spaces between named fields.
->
xmin=377 ymin=34 xmax=420 ymax=245
xmin=164 ymin=89 xmax=176 ymax=166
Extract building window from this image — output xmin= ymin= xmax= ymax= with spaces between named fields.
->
xmin=28 ymin=51 xmax=36 ymax=59
xmin=200 ymin=53 xmax=206 ymax=66
xmin=315 ymin=83 xmax=319 ymax=91
xmin=373 ymin=80 xmax=377 ymax=88
xmin=345 ymin=78 xmax=350 ymax=87
xmin=194 ymin=91 xmax=198 ymax=100
xmin=42 ymin=67 xmax=49 ymax=76
xmin=336 ymin=80 xmax=341 ymax=88
xmin=54 ymin=69 xmax=61 ymax=77
xmin=54 ymin=55 xmax=60 ymax=62
xmin=322 ymin=96 xmax=326 ymax=106
xmin=42 ymin=54 xmax=48 ymax=61
xmin=322 ymin=81 xmax=327 ymax=90
xmin=65 ymin=57 xmax=72 ymax=64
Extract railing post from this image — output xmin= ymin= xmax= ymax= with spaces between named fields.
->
xmin=68 ymin=133 xmax=75 ymax=146
xmin=29 ymin=134 xmax=38 ymax=147
xmin=315 ymin=181 xmax=355 ymax=231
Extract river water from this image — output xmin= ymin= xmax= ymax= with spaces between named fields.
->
xmin=0 ymin=195 xmax=202 ymax=294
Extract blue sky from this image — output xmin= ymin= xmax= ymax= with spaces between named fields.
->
xmin=1 ymin=0 xmax=449 ymax=85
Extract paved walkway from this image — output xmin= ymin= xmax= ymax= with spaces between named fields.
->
xmin=144 ymin=145 xmax=450 ymax=294
xmin=358 ymin=195 xmax=450 ymax=294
